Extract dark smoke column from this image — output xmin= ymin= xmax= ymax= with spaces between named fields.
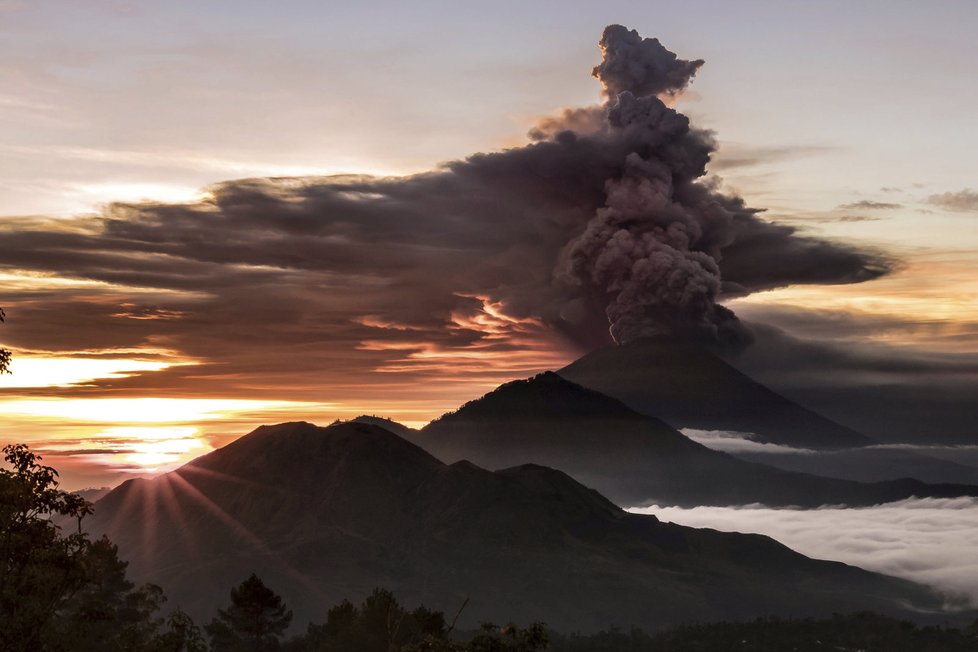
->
xmin=559 ymin=25 xmax=749 ymax=347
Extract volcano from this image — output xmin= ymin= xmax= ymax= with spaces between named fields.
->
xmin=85 ymin=421 xmax=956 ymax=632
xmin=559 ymin=337 xmax=873 ymax=450
xmin=415 ymin=372 xmax=978 ymax=507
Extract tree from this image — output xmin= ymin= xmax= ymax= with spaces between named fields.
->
xmin=45 ymin=536 xmax=168 ymax=651
xmin=0 ymin=443 xmax=95 ymax=651
xmin=152 ymin=609 xmax=209 ymax=652
xmin=301 ymin=587 xmax=449 ymax=652
xmin=208 ymin=573 xmax=294 ymax=651
xmin=1 ymin=443 xmax=195 ymax=651
xmin=1 ymin=307 xmax=11 ymax=374
xmin=466 ymin=623 xmax=549 ymax=652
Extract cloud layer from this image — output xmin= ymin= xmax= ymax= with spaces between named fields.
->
xmin=631 ymin=497 xmax=978 ymax=607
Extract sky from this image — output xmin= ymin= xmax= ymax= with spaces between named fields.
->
xmin=1 ymin=1 xmax=977 ymax=489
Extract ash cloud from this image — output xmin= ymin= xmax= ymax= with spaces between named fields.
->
xmin=0 ymin=25 xmax=893 ymax=394
xmin=723 ymin=309 xmax=978 ymax=445
xmin=592 ymin=24 xmax=704 ymax=100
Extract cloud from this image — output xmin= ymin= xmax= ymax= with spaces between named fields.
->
xmin=682 ymin=429 xmax=818 ymax=455
xmin=591 ymin=24 xmax=704 ymax=100
xmin=927 ymin=189 xmax=978 ymax=213
xmin=720 ymin=310 xmax=978 ymax=444
xmin=630 ymin=497 xmax=978 ymax=606
xmin=837 ymin=200 xmax=902 ymax=210
xmin=709 ymin=144 xmax=838 ymax=171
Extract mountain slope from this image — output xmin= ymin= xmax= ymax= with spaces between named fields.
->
xmin=558 ymin=337 xmax=872 ymax=449
xmin=85 ymin=422 xmax=957 ymax=631
xmin=416 ymin=373 xmax=978 ymax=508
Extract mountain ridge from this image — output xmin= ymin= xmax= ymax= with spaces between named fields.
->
xmin=416 ymin=372 xmax=978 ymax=508
xmin=85 ymin=421 xmax=964 ymax=632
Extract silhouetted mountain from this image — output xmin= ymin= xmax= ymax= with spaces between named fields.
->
xmin=85 ymin=422 xmax=959 ymax=632
xmin=559 ymin=337 xmax=872 ymax=450
xmin=349 ymin=414 xmax=419 ymax=440
xmin=74 ymin=486 xmax=111 ymax=503
xmin=416 ymin=373 xmax=978 ymax=507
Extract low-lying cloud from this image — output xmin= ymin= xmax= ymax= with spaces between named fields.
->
xmin=682 ymin=429 xmax=818 ymax=455
xmin=630 ymin=497 xmax=978 ymax=606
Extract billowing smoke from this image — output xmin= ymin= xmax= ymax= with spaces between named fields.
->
xmin=592 ymin=24 xmax=704 ymax=100
xmin=557 ymin=25 xmax=755 ymax=345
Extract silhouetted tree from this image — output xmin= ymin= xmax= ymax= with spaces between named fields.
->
xmin=466 ymin=623 xmax=548 ymax=652
xmin=0 ymin=443 xmax=94 ymax=651
xmin=46 ymin=536 xmax=168 ymax=651
xmin=153 ymin=609 xmax=209 ymax=652
xmin=0 ymin=307 xmax=11 ymax=374
xmin=301 ymin=588 xmax=448 ymax=652
xmin=1 ymin=443 xmax=196 ymax=651
xmin=208 ymin=573 xmax=293 ymax=651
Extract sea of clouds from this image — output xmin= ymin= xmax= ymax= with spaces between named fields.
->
xmin=629 ymin=497 xmax=978 ymax=606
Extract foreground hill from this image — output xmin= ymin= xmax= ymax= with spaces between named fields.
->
xmin=415 ymin=373 xmax=978 ymax=508
xmin=86 ymin=422 xmax=959 ymax=631
xmin=559 ymin=337 xmax=872 ymax=450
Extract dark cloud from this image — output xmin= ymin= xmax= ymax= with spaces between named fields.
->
xmin=709 ymin=144 xmax=838 ymax=171
xmin=592 ymin=24 xmax=704 ymax=99
xmin=717 ymin=217 xmax=894 ymax=295
xmin=837 ymin=200 xmax=902 ymax=210
xmin=724 ymin=307 xmax=978 ymax=444
xmin=0 ymin=26 xmax=894 ymax=400
xmin=927 ymin=189 xmax=978 ymax=213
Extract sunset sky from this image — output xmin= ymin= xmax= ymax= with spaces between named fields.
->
xmin=2 ymin=1 xmax=976 ymax=489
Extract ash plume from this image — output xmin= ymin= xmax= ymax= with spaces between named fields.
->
xmin=557 ymin=25 xmax=763 ymax=345
xmin=592 ymin=24 xmax=704 ymax=100
xmin=0 ymin=25 xmax=893 ymax=386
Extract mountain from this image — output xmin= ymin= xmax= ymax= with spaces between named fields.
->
xmin=416 ymin=373 xmax=978 ymax=508
xmin=558 ymin=337 xmax=872 ymax=450
xmin=347 ymin=414 xmax=419 ymax=440
xmin=85 ymin=421 xmax=960 ymax=632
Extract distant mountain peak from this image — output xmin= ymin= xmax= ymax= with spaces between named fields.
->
xmin=560 ymin=338 xmax=873 ymax=449
xmin=429 ymin=369 xmax=660 ymax=427
xmin=348 ymin=415 xmax=418 ymax=438
xmin=181 ymin=420 xmax=443 ymax=495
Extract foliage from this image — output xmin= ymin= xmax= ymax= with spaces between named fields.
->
xmin=1 ymin=443 xmax=96 ymax=650
xmin=46 ymin=536 xmax=171 ymax=651
xmin=284 ymin=589 xmax=547 ymax=652
xmin=296 ymin=587 xmax=448 ymax=652
xmin=207 ymin=573 xmax=293 ymax=651
xmin=0 ymin=306 xmax=10 ymax=374
xmin=1 ymin=443 xmax=205 ymax=651
xmin=153 ymin=609 xmax=210 ymax=652
xmin=546 ymin=613 xmax=978 ymax=652
xmin=465 ymin=622 xmax=549 ymax=652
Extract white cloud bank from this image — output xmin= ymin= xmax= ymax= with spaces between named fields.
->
xmin=682 ymin=429 xmax=819 ymax=455
xmin=630 ymin=497 xmax=978 ymax=605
